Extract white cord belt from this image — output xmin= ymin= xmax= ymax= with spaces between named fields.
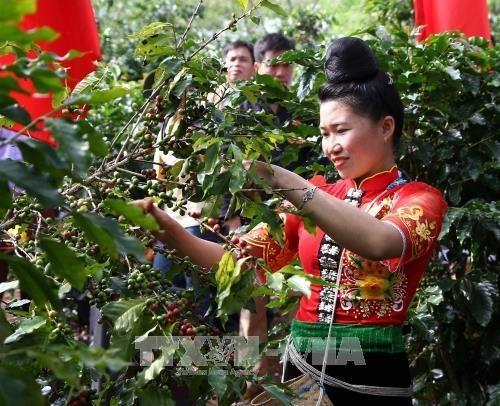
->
xmin=287 ymin=339 xmax=412 ymax=398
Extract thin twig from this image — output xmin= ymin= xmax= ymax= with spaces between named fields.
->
xmin=113 ymin=86 xmax=161 ymax=165
xmin=33 ymin=212 xmax=43 ymax=260
xmin=115 ymin=167 xmax=147 ymax=179
xmin=177 ymin=0 xmax=204 ymax=50
xmin=100 ymin=84 xmax=161 ymax=171
xmin=132 ymin=159 xmax=171 ymax=167
xmin=82 ymin=186 xmax=98 ymax=210
xmin=187 ymin=0 xmax=263 ymax=61
xmin=124 ymin=255 xmax=132 ymax=272
xmin=0 ymin=105 xmax=64 ymax=148
xmin=2 ymin=230 xmax=34 ymax=261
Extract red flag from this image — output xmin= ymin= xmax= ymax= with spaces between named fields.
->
xmin=5 ymin=0 xmax=101 ymax=144
xmin=414 ymin=0 xmax=492 ymax=41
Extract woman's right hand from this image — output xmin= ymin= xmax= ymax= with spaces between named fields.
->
xmin=134 ymin=197 xmax=227 ymax=270
xmin=134 ymin=197 xmax=175 ymax=244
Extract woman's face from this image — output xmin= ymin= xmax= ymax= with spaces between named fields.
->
xmin=320 ymin=100 xmax=395 ymax=182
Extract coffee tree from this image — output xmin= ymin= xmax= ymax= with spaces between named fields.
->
xmin=0 ymin=0 xmax=499 ymax=404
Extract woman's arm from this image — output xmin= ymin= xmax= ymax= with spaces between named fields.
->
xmin=136 ymin=198 xmax=226 ymax=269
xmin=250 ymin=162 xmax=404 ymax=261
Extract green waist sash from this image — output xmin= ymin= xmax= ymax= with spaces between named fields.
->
xmin=291 ymin=320 xmax=405 ymax=354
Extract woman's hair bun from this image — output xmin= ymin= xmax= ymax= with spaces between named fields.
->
xmin=324 ymin=37 xmax=379 ymax=84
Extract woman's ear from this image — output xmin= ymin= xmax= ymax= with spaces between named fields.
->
xmin=381 ymin=116 xmax=395 ymax=144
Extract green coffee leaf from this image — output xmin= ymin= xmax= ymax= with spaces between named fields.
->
xmin=17 ymin=138 xmax=68 ymax=182
xmin=0 ymin=159 xmax=64 ymax=207
xmin=0 ymin=309 xmax=13 ymax=345
xmin=0 ymin=0 xmax=36 ymax=22
xmin=0 ymin=105 xmax=31 ymax=126
xmin=0 ymin=254 xmax=61 ymax=308
xmin=0 ymin=181 xmax=12 ymax=218
xmin=260 ymin=0 xmax=287 ymax=16
xmin=104 ymin=199 xmax=160 ymax=231
xmin=45 ymin=118 xmax=90 ymax=179
xmin=0 ymin=364 xmax=44 ymax=406
xmin=72 ymin=213 xmax=147 ymax=261
xmin=286 ymin=275 xmax=311 ymax=298
xmin=115 ymin=301 xmax=146 ymax=332
xmin=471 ymin=282 xmax=495 ymax=327
xmin=137 ymin=386 xmax=175 ymax=406
xmin=4 ymin=316 xmax=46 ymax=344
xmin=236 ymin=0 xmax=249 ymax=9
xmin=65 ymin=86 xmax=129 ymax=105
xmin=102 ymin=299 xmax=144 ymax=323
xmin=40 ymin=238 xmax=88 ymax=290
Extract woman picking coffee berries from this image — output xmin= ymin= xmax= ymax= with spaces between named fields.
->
xmin=135 ymin=37 xmax=447 ymax=404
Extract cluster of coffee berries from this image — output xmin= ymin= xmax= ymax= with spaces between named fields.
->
xmin=159 ymin=137 xmax=191 ymax=153
xmin=126 ymin=265 xmax=167 ymax=296
xmin=11 ymin=197 xmax=42 ymax=222
xmin=144 ymin=291 xmax=217 ymax=338
xmin=229 ymin=235 xmax=252 ymax=260
xmin=90 ymin=276 xmax=116 ymax=308
xmin=68 ymin=387 xmax=93 ymax=406
xmin=48 ymin=321 xmax=73 ymax=341
xmin=140 ymin=168 xmax=157 ymax=180
xmin=179 ymin=317 xmax=208 ymax=337
xmin=144 ymin=95 xmax=166 ymax=127
xmin=60 ymin=228 xmax=100 ymax=257
xmin=201 ymin=217 xmax=222 ymax=233
xmin=67 ymin=195 xmax=93 ymax=212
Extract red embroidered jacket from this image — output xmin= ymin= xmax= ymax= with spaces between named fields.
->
xmin=243 ymin=167 xmax=447 ymax=325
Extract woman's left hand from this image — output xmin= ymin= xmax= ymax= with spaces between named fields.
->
xmin=243 ymin=159 xmax=281 ymax=189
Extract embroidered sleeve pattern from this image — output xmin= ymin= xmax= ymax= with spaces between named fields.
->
xmin=241 ymin=213 xmax=300 ymax=272
xmin=394 ymin=205 xmax=437 ymax=260
xmin=382 ymin=184 xmax=447 ymax=268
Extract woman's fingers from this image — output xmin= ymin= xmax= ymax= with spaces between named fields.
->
xmin=149 ymin=204 xmax=174 ymax=231
xmin=133 ymin=197 xmax=155 ymax=214
xmin=132 ymin=198 xmax=173 ymax=243
xmin=242 ymin=158 xmax=254 ymax=171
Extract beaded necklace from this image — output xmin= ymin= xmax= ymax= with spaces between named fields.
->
xmin=317 ymin=175 xmax=408 ymax=323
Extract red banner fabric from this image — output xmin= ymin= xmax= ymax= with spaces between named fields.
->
xmin=414 ymin=0 xmax=492 ymax=41
xmin=7 ymin=0 xmax=101 ymax=144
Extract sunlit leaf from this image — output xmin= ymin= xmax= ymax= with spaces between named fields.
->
xmin=4 ymin=316 xmax=46 ymax=344
xmin=65 ymin=86 xmax=129 ymax=105
xmin=260 ymin=0 xmax=287 ymax=16
xmin=104 ymin=199 xmax=160 ymax=231
xmin=236 ymin=0 xmax=249 ymax=9
xmin=286 ymin=275 xmax=311 ymax=298
xmin=0 ymin=280 xmax=19 ymax=294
